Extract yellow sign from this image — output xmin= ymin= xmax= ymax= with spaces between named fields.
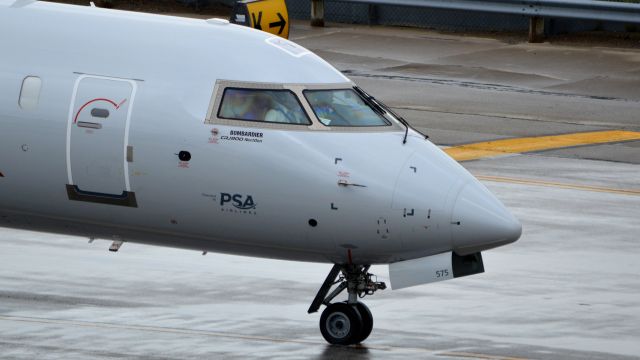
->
xmin=232 ymin=0 xmax=290 ymax=39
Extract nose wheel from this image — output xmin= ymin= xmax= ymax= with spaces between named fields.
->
xmin=309 ymin=264 xmax=384 ymax=345
xmin=320 ymin=302 xmax=362 ymax=345
xmin=353 ymin=302 xmax=373 ymax=343
xmin=319 ymin=302 xmax=374 ymax=345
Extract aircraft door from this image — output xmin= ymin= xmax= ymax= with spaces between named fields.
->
xmin=67 ymin=76 xmax=137 ymax=206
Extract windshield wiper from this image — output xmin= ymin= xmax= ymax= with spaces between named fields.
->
xmin=353 ymin=86 xmax=386 ymax=117
xmin=354 ymin=86 xmax=428 ymax=145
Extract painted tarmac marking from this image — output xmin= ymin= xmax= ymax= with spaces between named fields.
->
xmin=439 ymin=351 xmax=529 ymax=360
xmin=0 ymin=315 xmax=528 ymax=358
xmin=0 ymin=315 xmax=322 ymax=345
xmin=444 ymin=130 xmax=640 ymax=162
xmin=0 ymin=315 xmax=413 ymax=352
xmin=476 ymin=174 xmax=640 ymax=196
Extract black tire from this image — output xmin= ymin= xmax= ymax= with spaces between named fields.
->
xmin=353 ymin=302 xmax=373 ymax=343
xmin=319 ymin=302 xmax=363 ymax=345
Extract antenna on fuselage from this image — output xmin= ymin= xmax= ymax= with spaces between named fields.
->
xmin=11 ymin=0 xmax=37 ymax=8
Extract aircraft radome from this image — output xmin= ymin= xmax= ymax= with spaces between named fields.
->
xmin=0 ymin=0 xmax=522 ymax=345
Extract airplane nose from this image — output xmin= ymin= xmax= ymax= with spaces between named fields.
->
xmin=451 ymin=181 xmax=522 ymax=255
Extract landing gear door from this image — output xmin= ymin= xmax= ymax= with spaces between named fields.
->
xmin=67 ymin=76 xmax=137 ymax=206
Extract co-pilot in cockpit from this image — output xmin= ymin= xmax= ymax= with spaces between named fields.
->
xmin=217 ymin=86 xmax=392 ymax=127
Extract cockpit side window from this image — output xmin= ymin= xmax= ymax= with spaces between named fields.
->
xmin=303 ymin=88 xmax=391 ymax=127
xmin=217 ymin=88 xmax=311 ymax=125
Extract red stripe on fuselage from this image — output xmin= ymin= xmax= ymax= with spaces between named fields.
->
xmin=73 ymin=98 xmax=124 ymax=124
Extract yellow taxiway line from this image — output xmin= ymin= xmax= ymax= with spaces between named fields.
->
xmin=476 ymin=175 xmax=640 ymax=196
xmin=444 ymin=130 xmax=640 ymax=162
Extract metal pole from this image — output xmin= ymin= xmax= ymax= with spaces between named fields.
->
xmin=311 ymin=0 xmax=325 ymax=27
xmin=528 ymin=16 xmax=545 ymax=43
xmin=368 ymin=4 xmax=377 ymax=25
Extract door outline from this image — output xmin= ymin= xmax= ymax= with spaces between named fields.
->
xmin=65 ymin=74 xmax=138 ymax=204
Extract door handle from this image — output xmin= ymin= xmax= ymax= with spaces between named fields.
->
xmin=77 ymin=121 xmax=102 ymax=129
xmin=338 ymin=180 xmax=367 ymax=187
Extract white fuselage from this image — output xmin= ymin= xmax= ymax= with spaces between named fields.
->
xmin=0 ymin=0 xmax=521 ymax=265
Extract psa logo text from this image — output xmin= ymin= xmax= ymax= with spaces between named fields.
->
xmin=220 ymin=193 xmax=256 ymax=210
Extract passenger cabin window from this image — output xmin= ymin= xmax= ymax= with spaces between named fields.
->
xmin=19 ymin=76 xmax=42 ymax=110
xmin=218 ymin=88 xmax=311 ymax=125
xmin=304 ymin=89 xmax=390 ymax=127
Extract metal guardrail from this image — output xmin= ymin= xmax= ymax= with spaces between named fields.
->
xmin=309 ymin=0 xmax=640 ymax=41
xmin=330 ymin=0 xmax=640 ymax=23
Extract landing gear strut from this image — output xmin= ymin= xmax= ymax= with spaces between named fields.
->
xmin=308 ymin=264 xmax=386 ymax=345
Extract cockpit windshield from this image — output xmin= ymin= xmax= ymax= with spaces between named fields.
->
xmin=303 ymin=89 xmax=391 ymax=127
xmin=218 ymin=88 xmax=311 ymax=125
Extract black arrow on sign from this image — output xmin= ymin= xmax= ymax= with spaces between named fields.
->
xmin=269 ymin=12 xmax=286 ymax=35
xmin=252 ymin=11 xmax=263 ymax=30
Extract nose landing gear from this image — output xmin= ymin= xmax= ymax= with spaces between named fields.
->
xmin=320 ymin=302 xmax=363 ymax=345
xmin=308 ymin=264 xmax=385 ymax=345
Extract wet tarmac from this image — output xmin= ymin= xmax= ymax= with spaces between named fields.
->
xmin=291 ymin=22 xmax=640 ymax=164
xmin=1 ymin=20 xmax=640 ymax=360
